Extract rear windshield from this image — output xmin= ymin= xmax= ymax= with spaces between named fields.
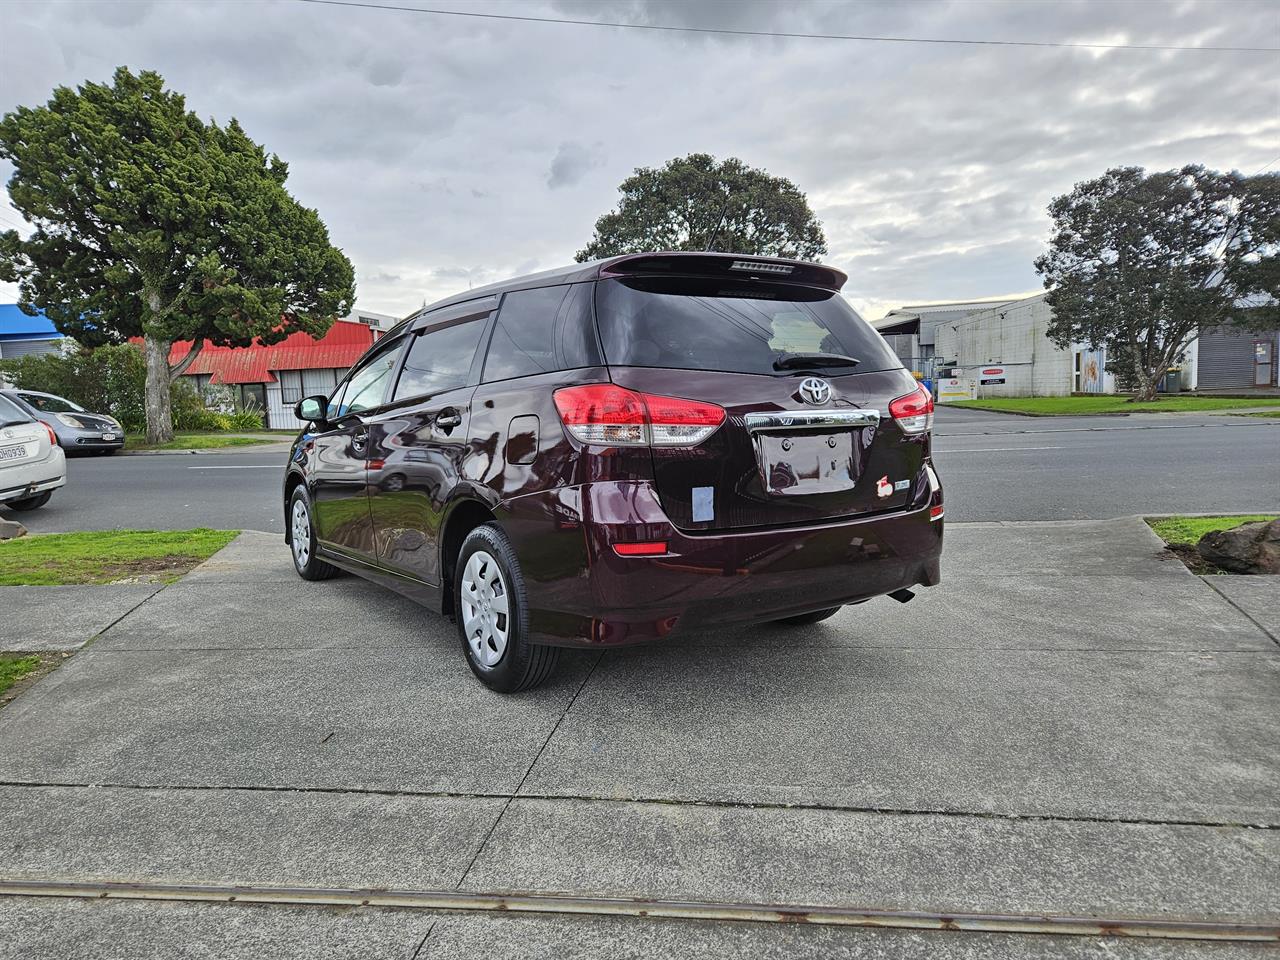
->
xmin=0 ymin=395 xmax=33 ymax=426
xmin=594 ymin=277 xmax=902 ymax=376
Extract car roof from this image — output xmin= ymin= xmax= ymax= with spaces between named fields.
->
xmin=394 ymin=252 xmax=849 ymax=334
xmin=4 ymin=388 xmax=60 ymax=399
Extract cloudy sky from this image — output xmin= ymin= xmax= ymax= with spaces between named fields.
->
xmin=1 ymin=0 xmax=1277 ymax=320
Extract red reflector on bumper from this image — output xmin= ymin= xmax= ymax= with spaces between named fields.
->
xmin=930 ymin=505 xmax=945 ymax=521
xmin=613 ymin=541 xmax=668 ymax=557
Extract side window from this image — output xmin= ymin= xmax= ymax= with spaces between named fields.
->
xmin=393 ymin=318 xmax=487 ymax=401
xmin=482 ymin=286 xmax=568 ymax=383
xmin=556 ymin=283 xmax=603 ymax=371
xmin=329 ymin=339 xmax=403 ymax=419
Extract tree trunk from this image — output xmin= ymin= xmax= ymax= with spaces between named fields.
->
xmin=143 ymin=334 xmax=175 ymax=444
xmin=1131 ymin=369 xmax=1162 ymax=402
xmin=1127 ymin=351 xmax=1158 ymax=402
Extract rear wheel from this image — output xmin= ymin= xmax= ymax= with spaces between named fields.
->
xmin=773 ymin=606 xmax=841 ymax=626
xmin=6 ymin=491 xmax=52 ymax=511
xmin=456 ymin=523 xmax=559 ymax=693
xmin=289 ymin=487 xmax=340 ymax=581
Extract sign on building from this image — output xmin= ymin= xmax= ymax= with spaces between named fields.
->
xmin=979 ymin=366 xmax=1006 ymax=385
xmin=936 ymin=377 xmax=978 ymax=402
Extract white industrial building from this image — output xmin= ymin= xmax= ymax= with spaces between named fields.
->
xmin=872 ymin=298 xmax=1019 ymax=378
xmin=925 ymin=292 xmax=1277 ymax=398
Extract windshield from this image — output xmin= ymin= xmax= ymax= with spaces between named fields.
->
xmin=18 ymin=392 xmax=85 ymax=413
xmin=0 ymin=395 xmax=34 ymax=426
xmin=594 ymin=277 xmax=902 ymax=376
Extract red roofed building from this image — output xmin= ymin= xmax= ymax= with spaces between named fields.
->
xmin=165 ymin=312 xmax=394 ymax=428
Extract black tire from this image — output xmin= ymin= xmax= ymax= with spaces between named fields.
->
xmin=7 ymin=491 xmax=52 ymax=511
xmin=773 ymin=606 xmax=841 ymax=626
xmin=288 ymin=486 xmax=341 ymax=581
xmin=455 ymin=523 xmax=559 ymax=693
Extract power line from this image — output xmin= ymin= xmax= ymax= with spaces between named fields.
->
xmin=293 ymin=0 xmax=1278 ymax=53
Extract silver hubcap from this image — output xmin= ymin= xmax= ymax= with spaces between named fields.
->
xmin=461 ymin=550 xmax=510 ymax=668
xmin=291 ymin=500 xmax=311 ymax=567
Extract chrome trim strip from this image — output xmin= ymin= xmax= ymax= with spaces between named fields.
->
xmin=744 ymin=410 xmax=880 ymax=432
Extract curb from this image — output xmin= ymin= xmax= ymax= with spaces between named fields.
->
xmin=117 ymin=442 xmax=292 ymax=457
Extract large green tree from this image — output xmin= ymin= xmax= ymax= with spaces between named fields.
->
xmin=576 ymin=153 xmax=827 ymax=262
xmin=0 ymin=67 xmax=356 ymax=442
xmin=1035 ymin=165 xmax=1279 ymax=401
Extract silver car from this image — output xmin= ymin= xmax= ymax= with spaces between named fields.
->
xmin=0 ymin=393 xmax=66 ymax=511
xmin=0 ymin=388 xmax=124 ymax=455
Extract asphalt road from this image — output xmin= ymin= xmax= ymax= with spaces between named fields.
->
xmin=4 ymin=408 xmax=1277 ymax=533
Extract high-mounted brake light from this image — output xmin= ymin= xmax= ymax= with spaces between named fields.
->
xmin=729 ymin=260 xmax=793 ymax=275
xmin=553 ymin=384 xmax=725 ymax=447
xmin=888 ymin=385 xmax=934 ymax=435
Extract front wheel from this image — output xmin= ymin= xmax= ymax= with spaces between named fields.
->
xmin=6 ymin=491 xmax=52 ymax=511
xmin=288 ymin=487 xmax=340 ymax=581
xmin=455 ymin=523 xmax=559 ymax=693
xmin=773 ymin=606 xmax=841 ymax=626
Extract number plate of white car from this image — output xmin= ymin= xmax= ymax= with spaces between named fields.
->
xmin=0 ymin=444 xmax=29 ymax=462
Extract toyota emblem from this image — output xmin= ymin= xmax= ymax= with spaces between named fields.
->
xmin=797 ymin=377 xmax=832 ymax=405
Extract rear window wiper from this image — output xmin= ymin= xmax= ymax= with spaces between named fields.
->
xmin=773 ymin=352 xmax=860 ymax=370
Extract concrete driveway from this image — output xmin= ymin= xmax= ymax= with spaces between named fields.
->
xmin=0 ymin=519 xmax=1277 ymax=958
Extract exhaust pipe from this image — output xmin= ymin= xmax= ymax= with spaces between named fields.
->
xmin=888 ymin=588 xmax=915 ymax=604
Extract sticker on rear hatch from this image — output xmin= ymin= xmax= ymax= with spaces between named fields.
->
xmin=692 ymin=486 xmax=715 ymax=522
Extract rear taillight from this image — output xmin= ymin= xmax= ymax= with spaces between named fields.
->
xmin=553 ymin=384 xmax=725 ymax=447
xmin=889 ymin=385 xmax=934 ymax=435
xmin=42 ymin=423 xmax=58 ymax=446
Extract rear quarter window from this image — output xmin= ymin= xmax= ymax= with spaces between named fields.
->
xmin=594 ymin=277 xmax=902 ymax=376
xmin=482 ymin=283 xmax=601 ymax=383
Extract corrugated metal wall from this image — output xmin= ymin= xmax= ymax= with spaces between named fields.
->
xmin=1197 ymin=326 xmax=1278 ymax=390
xmin=939 ymin=294 xmax=1073 ymax=396
xmin=0 ymin=338 xmax=63 ymax=359
xmin=265 ymin=368 xmax=341 ymax=428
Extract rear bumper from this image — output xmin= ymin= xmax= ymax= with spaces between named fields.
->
xmin=0 ymin=448 xmax=67 ymax=503
xmin=498 ymin=480 xmax=942 ymax=647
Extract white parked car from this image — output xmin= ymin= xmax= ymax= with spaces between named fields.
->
xmin=0 ymin=392 xmax=66 ymax=511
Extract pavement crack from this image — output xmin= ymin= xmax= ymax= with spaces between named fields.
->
xmin=85 ymin=586 xmax=166 ymax=648
xmin=0 ymin=777 xmax=1274 ymax=831
xmin=409 ymin=920 xmax=436 ymax=959
xmin=452 ymin=652 xmax=605 ymax=890
xmin=1200 ymin=577 xmax=1279 ymax=649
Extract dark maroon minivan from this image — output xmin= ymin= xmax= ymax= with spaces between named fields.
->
xmin=284 ymin=253 xmax=942 ymax=691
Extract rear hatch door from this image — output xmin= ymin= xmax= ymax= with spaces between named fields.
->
xmin=595 ymin=274 xmax=928 ymax=532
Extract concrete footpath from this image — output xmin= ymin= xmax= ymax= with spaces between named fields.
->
xmin=0 ymin=519 xmax=1276 ymax=958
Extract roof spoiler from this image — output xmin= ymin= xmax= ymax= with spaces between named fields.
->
xmin=598 ymin=252 xmax=847 ymax=292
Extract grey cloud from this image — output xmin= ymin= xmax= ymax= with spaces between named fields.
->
xmin=547 ymin=141 xmax=606 ymax=189
xmin=1 ymin=0 xmax=1276 ymax=319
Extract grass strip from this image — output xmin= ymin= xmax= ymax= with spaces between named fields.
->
xmin=0 ymin=528 xmax=239 ymax=585
xmin=948 ymin=396 xmax=1280 ymax=416
xmin=0 ymin=654 xmax=41 ymax=698
xmin=1146 ymin=515 xmax=1278 ymax=548
xmin=124 ymin=433 xmax=277 ymax=450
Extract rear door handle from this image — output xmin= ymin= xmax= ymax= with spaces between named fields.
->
xmin=436 ymin=409 xmax=462 ymax=430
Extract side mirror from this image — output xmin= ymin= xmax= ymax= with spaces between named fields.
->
xmin=296 ymin=395 xmax=328 ymax=424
